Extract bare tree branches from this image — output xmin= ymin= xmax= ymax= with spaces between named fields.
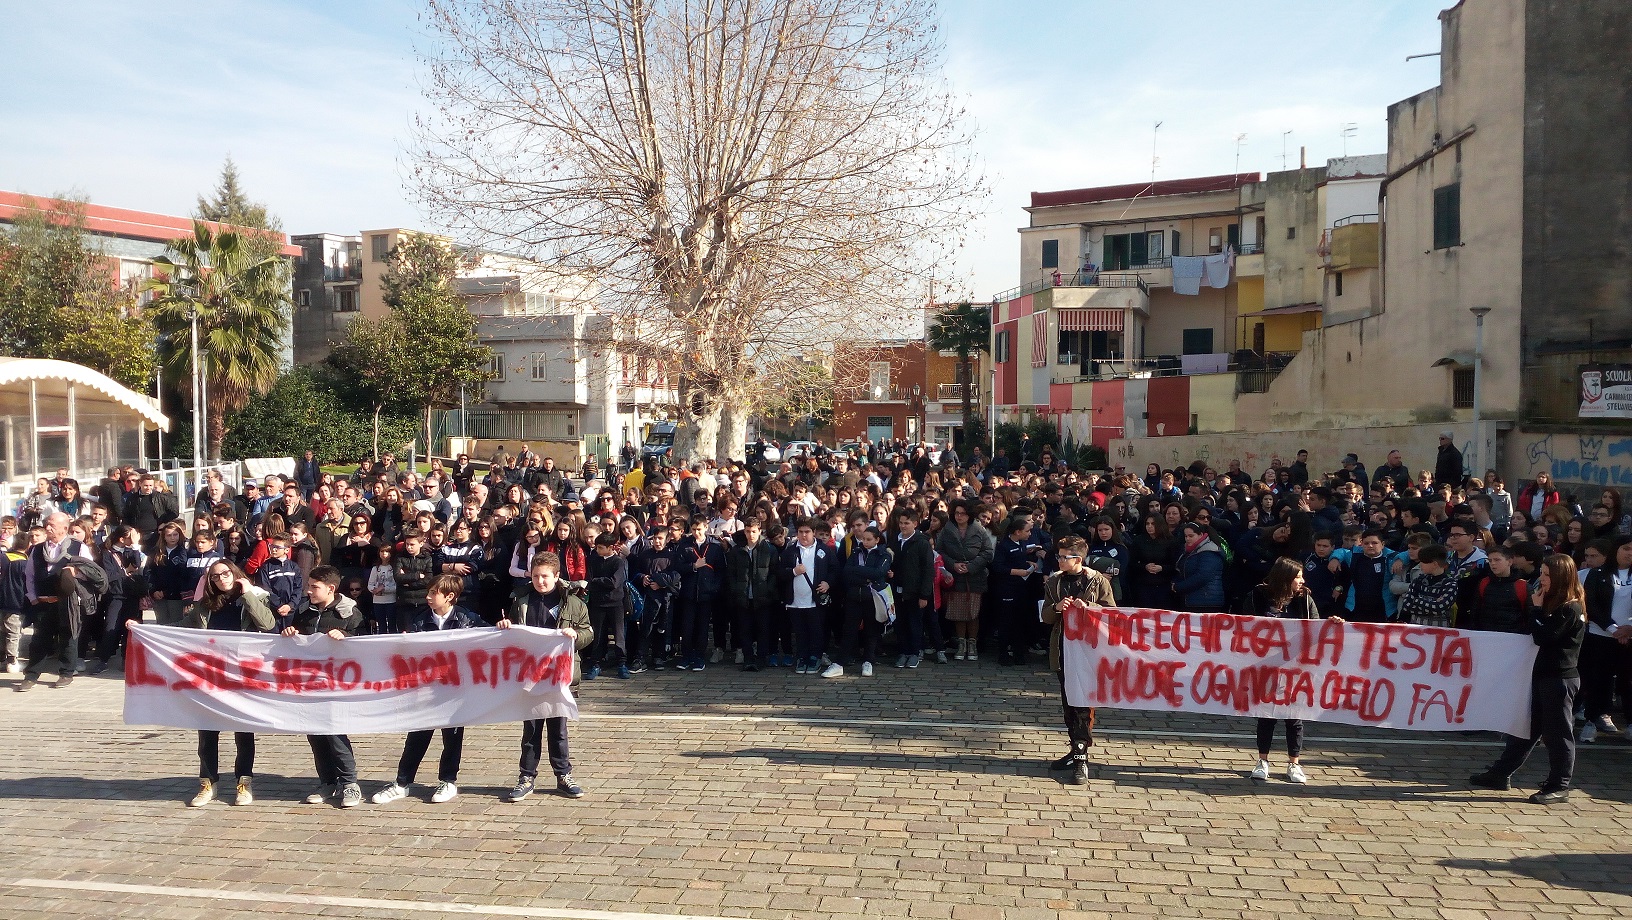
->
xmin=410 ymin=0 xmax=984 ymax=460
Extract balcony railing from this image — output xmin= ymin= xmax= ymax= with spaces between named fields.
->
xmin=1236 ymin=242 xmax=1264 ymax=255
xmin=1332 ymin=213 xmax=1379 ymax=228
xmin=323 ymin=264 xmax=362 ymax=282
xmin=936 ymin=383 xmax=978 ymax=401
xmin=991 ymin=271 xmax=1149 ymax=304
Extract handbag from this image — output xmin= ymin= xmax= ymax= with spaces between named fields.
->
xmin=802 ymin=570 xmax=832 ymax=607
xmin=871 ymin=584 xmax=896 ymax=624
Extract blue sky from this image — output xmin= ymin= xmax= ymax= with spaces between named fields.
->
xmin=1 ymin=0 xmax=1446 ymax=300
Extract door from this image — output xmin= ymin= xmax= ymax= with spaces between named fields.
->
xmin=1252 ymin=322 xmax=1265 ymax=354
xmin=867 ymin=416 xmax=895 ymax=443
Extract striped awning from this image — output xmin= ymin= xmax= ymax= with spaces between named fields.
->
xmin=1057 ymin=308 xmax=1124 ymax=332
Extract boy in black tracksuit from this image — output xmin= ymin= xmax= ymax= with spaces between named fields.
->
xmin=1303 ymin=534 xmax=1350 ymax=619
xmin=258 ymin=536 xmax=305 ymax=631
xmin=724 ymin=521 xmax=778 ymax=671
xmin=286 ymin=566 xmax=365 ymax=807
xmin=629 ymin=530 xmax=680 ymax=671
xmin=838 ymin=527 xmax=893 ymax=676
xmin=1470 ymin=545 xmax=1530 ymax=634
xmin=673 ymin=518 xmax=725 ymax=671
xmin=370 ymin=574 xmax=484 ymax=806
xmin=584 ymin=532 xmax=628 ymax=679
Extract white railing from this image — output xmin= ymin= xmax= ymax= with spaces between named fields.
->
xmin=3 ymin=463 xmax=240 ymax=526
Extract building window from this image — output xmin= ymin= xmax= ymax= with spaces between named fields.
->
xmin=1058 ymin=330 xmax=1122 ymax=364
xmin=1333 ymin=272 xmax=1344 ymax=297
xmin=1452 ymin=367 xmax=1474 ymax=408
xmin=1209 ymin=228 xmax=1223 ymax=254
xmin=1181 ymin=328 xmax=1214 ymax=355
xmin=530 ymin=353 xmax=548 ymax=381
xmin=371 ymin=234 xmax=390 ymax=262
xmin=1433 ymin=183 xmax=1462 ymax=249
xmin=487 ymin=353 xmax=506 ymax=382
xmin=1146 ymin=231 xmax=1164 ymax=261
xmin=296 ymin=289 xmax=311 ymax=308
xmin=995 ymin=330 xmax=1010 ymax=363
xmin=1041 ymin=239 xmax=1059 ymax=269
xmin=867 ymin=361 xmax=891 ymax=399
xmin=1103 ymin=232 xmax=1165 ymax=270
xmin=336 ymin=289 xmax=357 ymax=312
xmin=1286 ymin=226 xmax=1297 ymax=240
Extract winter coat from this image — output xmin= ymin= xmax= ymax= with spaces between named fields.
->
xmin=1041 ymin=567 xmax=1115 ymax=672
xmin=182 ymin=586 xmax=276 ymax=633
xmin=506 ymin=587 xmax=594 ymax=688
xmin=936 ymin=522 xmax=995 ymax=594
xmin=1171 ymin=539 xmax=1227 ymax=611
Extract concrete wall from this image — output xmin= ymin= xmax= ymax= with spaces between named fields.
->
xmin=1263 ymin=167 xmax=1326 ymax=310
xmin=1111 ymin=422 xmax=1486 ymax=484
xmin=1144 ymin=288 xmax=1235 ymax=357
xmin=1324 ymin=177 xmax=1383 ymax=227
xmin=1519 ymin=0 xmax=1632 ymax=365
xmin=1511 ymin=429 xmax=1632 ymax=497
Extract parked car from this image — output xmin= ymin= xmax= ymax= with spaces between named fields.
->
xmin=746 ymin=441 xmax=782 ymax=463
xmin=783 ymin=440 xmax=818 ymax=459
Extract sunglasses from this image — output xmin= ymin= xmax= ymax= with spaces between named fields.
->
xmin=1059 ymin=553 xmax=1083 ymax=560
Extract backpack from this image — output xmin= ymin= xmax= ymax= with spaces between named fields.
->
xmin=1477 ymin=575 xmax=1527 ymax=607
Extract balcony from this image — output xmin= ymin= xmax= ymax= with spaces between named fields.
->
xmin=992 ymin=271 xmax=1148 ymax=304
xmin=322 ymin=264 xmax=362 ymax=283
xmin=853 ymin=385 xmax=910 ymax=403
xmin=936 ymin=382 xmax=978 ymax=401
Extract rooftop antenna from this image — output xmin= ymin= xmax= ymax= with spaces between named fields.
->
xmin=1280 ymin=130 xmax=1293 ymax=170
xmin=1340 ymin=122 xmax=1358 ymax=157
xmin=1405 ymin=52 xmax=1441 ymax=62
xmin=1150 ymin=121 xmax=1163 ymax=181
xmin=1234 ymin=133 xmax=1248 ymax=177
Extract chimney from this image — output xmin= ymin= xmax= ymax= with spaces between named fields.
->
xmin=1300 ymin=146 xmax=1307 ymax=169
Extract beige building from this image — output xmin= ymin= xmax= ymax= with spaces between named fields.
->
xmin=1109 ymin=0 xmax=1632 ymax=494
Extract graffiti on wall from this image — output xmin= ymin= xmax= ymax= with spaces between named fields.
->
xmin=1520 ymin=434 xmax=1632 ymax=487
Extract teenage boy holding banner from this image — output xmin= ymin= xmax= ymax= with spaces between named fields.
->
xmin=497 ymin=551 xmax=593 ymax=802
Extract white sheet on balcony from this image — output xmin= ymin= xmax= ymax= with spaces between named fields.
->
xmin=1172 ymin=256 xmax=1204 ymax=295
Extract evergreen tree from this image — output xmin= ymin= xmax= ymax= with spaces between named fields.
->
xmin=196 ymin=157 xmax=281 ymax=231
xmin=0 ymin=195 xmax=156 ymax=390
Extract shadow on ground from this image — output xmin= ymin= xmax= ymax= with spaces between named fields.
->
xmin=1442 ymin=853 xmax=1632 ymax=895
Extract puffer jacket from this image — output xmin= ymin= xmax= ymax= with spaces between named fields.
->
xmin=936 ymin=522 xmax=995 ymax=594
xmin=1171 ymin=538 xmax=1227 ymax=611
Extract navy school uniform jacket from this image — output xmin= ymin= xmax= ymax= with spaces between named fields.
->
xmin=257 ymin=557 xmax=305 ymax=614
xmin=842 ymin=543 xmax=893 ymax=596
xmin=777 ymin=541 xmax=838 ymax=606
xmin=630 ymin=540 xmax=682 ymax=605
xmin=674 ymin=535 xmax=726 ymax=601
xmin=404 ymin=604 xmax=485 ymax=632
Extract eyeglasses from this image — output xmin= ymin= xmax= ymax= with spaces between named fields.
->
xmin=211 ymin=571 xmax=235 ymax=580
xmin=1058 ymin=554 xmax=1083 ymax=560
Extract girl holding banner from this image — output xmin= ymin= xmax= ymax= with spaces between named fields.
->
xmin=182 ymin=561 xmax=276 ymax=807
xmin=1239 ymin=558 xmax=1342 ymax=785
xmin=1470 ymin=554 xmax=1587 ymax=805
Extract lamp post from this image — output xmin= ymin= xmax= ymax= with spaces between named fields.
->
xmin=1470 ymin=306 xmax=1491 ymax=477
xmin=190 ymin=309 xmax=202 ymax=475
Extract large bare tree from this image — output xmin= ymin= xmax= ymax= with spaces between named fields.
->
xmin=411 ymin=0 xmax=983 ymax=461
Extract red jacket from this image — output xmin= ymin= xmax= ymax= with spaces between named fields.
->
xmin=1516 ymin=484 xmax=1561 ymax=518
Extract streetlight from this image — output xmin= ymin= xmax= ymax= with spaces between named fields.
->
xmin=1469 ymin=306 xmax=1490 ymax=476
xmin=190 ymin=308 xmax=203 ymax=475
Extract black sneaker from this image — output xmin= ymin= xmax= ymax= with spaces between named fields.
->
xmin=1070 ymin=759 xmax=1090 ymax=786
xmin=506 ymin=777 xmax=535 ymax=803
xmin=628 ymin=662 xmax=649 ymax=674
xmin=1469 ymin=771 xmax=1510 ymax=791
xmin=555 ymin=774 xmax=585 ymax=798
xmin=1048 ymin=753 xmax=1076 ymax=771
xmin=1529 ymin=787 xmax=1570 ymax=805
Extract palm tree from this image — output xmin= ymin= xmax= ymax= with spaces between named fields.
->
xmin=926 ymin=300 xmax=990 ymax=460
xmin=145 ymin=221 xmax=289 ymax=461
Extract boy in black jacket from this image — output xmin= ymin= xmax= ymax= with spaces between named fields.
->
xmin=629 ymin=529 xmax=680 ymax=672
xmin=889 ymin=509 xmax=938 ymax=668
xmin=285 ymin=566 xmax=365 ymax=808
xmin=393 ymin=532 xmax=436 ymax=624
xmin=584 ymin=532 xmax=629 ymax=680
xmin=673 ymin=517 xmax=725 ymax=671
xmin=371 ymin=575 xmax=484 ymax=806
xmin=257 ymin=536 xmax=305 ymax=631
xmin=724 ymin=521 xmax=778 ymax=671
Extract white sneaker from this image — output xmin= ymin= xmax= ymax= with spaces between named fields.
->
xmin=430 ymin=781 xmax=458 ymax=803
xmin=820 ymin=663 xmax=844 ymax=678
xmin=1596 ymin=714 xmax=1619 ymax=734
xmin=1581 ymin=722 xmax=1599 ymax=744
xmin=954 ymin=638 xmax=967 ymax=661
xmin=4 ymin=662 xmax=18 ymax=675
xmin=861 ymin=662 xmax=874 ymax=677
xmin=1249 ymin=760 xmax=1270 ymax=782
xmin=1287 ymin=763 xmax=1308 ymax=784
xmin=733 ymin=649 xmax=744 ymax=665
xmin=371 ymin=782 xmax=409 ymax=805
xmin=967 ymin=646 xmax=978 ymax=662
xmin=709 ymin=647 xmax=724 ymax=664
xmin=233 ymin=777 xmax=254 ymax=806
xmin=894 ymin=654 xmax=908 ymax=668
xmin=304 ymin=783 xmax=335 ymax=805
xmin=188 ymin=778 xmax=216 ymax=807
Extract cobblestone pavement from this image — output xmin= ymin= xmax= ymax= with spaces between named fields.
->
xmin=1 ymin=658 xmax=1630 ymax=920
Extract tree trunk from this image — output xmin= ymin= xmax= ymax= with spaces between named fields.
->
xmin=958 ymin=356 xmax=976 ymax=459
xmin=672 ymin=374 xmax=721 ymax=464
xmin=716 ymin=390 xmax=749 ymax=464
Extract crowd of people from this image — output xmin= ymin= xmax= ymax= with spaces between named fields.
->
xmin=0 ymin=431 xmax=1618 ymax=806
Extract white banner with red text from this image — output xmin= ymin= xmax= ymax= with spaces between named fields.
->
xmin=123 ymin=624 xmax=577 ymax=734
xmin=1061 ymin=606 xmax=1537 ymax=736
